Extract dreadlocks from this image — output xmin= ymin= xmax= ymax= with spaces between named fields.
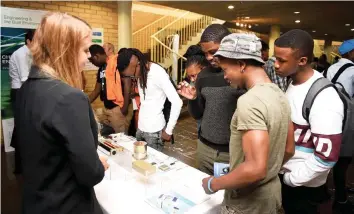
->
xmin=117 ymin=48 xmax=149 ymax=97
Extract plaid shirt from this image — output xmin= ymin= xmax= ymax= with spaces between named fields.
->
xmin=264 ymin=57 xmax=288 ymax=92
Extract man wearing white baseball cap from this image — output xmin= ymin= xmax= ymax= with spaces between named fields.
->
xmin=201 ymin=33 xmax=294 ymax=214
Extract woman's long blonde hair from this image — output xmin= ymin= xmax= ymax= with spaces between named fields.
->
xmin=31 ymin=12 xmax=91 ymax=89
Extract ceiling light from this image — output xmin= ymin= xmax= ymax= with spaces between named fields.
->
xmin=325 ymin=33 xmax=328 ymax=35
xmin=295 ymin=20 xmax=300 ymax=23
xmin=345 ymin=24 xmax=350 ymax=26
xmin=245 ymin=17 xmax=250 ymax=19
xmin=294 ymin=11 xmax=300 ymax=14
xmin=312 ymin=30 xmax=316 ymax=33
xmin=255 ymin=24 xmax=259 ymax=26
xmin=228 ymin=5 xmax=234 ymax=9
xmin=248 ymin=25 xmax=252 ymax=29
xmin=351 ymin=28 xmax=354 ymax=31
xmin=240 ymin=23 xmax=244 ymax=27
xmin=236 ymin=22 xmax=240 ymax=26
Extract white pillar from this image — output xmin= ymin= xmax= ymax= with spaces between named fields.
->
xmin=269 ymin=25 xmax=280 ymax=57
xmin=171 ymin=34 xmax=180 ymax=84
xmin=118 ymin=1 xmax=132 ymax=50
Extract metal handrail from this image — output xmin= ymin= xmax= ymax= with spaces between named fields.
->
xmin=151 ymin=11 xmax=191 ymax=37
xmin=151 ymin=35 xmax=186 ymax=60
xmin=132 ymin=9 xmax=180 ymax=35
xmin=150 ymin=14 xmax=215 ymax=82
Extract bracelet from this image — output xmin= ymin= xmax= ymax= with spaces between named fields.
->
xmin=207 ymin=177 xmax=215 ymax=193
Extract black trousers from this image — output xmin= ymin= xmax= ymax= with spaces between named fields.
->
xmin=10 ymin=89 xmax=22 ymax=174
xmin=333 ymin=156 xmax=353 ymax=202
xmin=280 ymin=174 xmax=330 ymax=214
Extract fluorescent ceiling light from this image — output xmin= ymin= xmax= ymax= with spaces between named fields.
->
xmin=228 ymin=5 xmax=234 ymax=9
xmin=295 ymin=20 xmax=300 ymax=23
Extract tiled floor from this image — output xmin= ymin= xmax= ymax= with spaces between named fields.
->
xmin=1 ymin=115 xmax=353 ymax=214
xmin=163 ymin=114 xmax=199 ymax=168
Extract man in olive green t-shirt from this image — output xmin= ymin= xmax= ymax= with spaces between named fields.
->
xmin=201 ymin=33 xmax=294 ymax=214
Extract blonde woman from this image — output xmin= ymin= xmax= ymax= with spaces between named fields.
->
xmin=14 ymin=13 xmax=108 ymax=214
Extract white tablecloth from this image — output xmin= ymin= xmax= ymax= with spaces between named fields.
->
xmin=94 ymin=134 xmax=224 ymax=214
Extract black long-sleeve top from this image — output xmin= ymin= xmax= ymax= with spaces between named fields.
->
xmin=14 ymin=66 xmax=104 ymax=214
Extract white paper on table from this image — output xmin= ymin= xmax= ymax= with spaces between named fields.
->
xmin=176 ymin=184 xmax=211 ymax=205
xmin=2 ymin=118 xmax=15 ymax=152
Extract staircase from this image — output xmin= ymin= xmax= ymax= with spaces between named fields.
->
xmin=132 ymin=6 xmax=215 ymax=83
xmin=150 ymin=14 xmax=214 ymax=82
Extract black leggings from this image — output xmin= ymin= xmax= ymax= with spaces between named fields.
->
xmin=333 ymin=156 xmax=353 ymax=202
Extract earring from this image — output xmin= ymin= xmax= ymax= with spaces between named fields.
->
xmin=241 ymin=69 xmax=245 ymax=73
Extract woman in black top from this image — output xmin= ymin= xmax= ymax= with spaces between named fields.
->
xmin=14 ymin=12 xmax=108 ymax=214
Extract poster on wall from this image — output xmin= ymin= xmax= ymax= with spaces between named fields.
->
xmin=1 ymin=7 xmax=104 ymax=150
xmin=1 ymin=7 xmax=47 ymax=151
xmin=84 ymin=28 xmax=104 ymax=70
xmin=1 ymin=7 xmax=47 ymax=119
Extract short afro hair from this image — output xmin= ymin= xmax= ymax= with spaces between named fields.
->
xmin=275 ymin=29 xmax=314 ymax=64
xmin=89 ymin=44 xmax=106 ymax=56
xmin=200 ymin=24 xmax=231 ymax=44
xmin=25 ymin=29 xmax=35 ymax=45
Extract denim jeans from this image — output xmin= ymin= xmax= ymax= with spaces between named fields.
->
xmin=136 ymin=129 xmax=164 ymax=151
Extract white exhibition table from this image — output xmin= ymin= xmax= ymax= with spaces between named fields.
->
xmin=94 ymin=134 xmax=224 ymax=214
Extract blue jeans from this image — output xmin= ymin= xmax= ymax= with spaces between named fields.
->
xmin=136 ymin=129 xmax=164 ymax=151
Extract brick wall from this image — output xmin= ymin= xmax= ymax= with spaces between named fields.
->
xmin=1 ymin=1 xmax=120 ymax=109
xmin=1 ymin=1 xmax=164 ymax=110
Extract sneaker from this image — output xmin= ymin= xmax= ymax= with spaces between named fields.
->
xmin=332 ymin=200 xmax=354 ymax=214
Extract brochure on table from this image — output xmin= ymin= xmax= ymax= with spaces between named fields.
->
xmin=98 ymin=134 xmax=212 ymax=213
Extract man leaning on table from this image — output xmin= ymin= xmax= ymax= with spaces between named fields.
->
xmin=201 ymin=33 xmax=294 ymax=214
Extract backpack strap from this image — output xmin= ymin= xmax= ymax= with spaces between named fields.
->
xmin=331 ymin=63 xmax=354 ymax=84
xmin=323 ymin=68 xmax=329 ymax=78
xmin=302 ymin=78 xmax=333 ymax=123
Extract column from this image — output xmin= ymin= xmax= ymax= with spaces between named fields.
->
xmin=324 ymin=39 xmax=333 ymax=62
xmin=117 ymin=1 xmax=132 ymax=50
xmin=268 ymin=25 xmax=280 ymax=57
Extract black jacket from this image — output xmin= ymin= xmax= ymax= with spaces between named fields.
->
xmin=15 ymin=66 xmax=105 ymax=214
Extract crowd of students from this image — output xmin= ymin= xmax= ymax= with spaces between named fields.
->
xmin=179 ymin=25 xmax=353 ymax=214
xmin=8 ymin=11 xmax=354 ymax=214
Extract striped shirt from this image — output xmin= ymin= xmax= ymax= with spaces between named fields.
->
xmin=264 ymin=56 xmax=288 ymax=92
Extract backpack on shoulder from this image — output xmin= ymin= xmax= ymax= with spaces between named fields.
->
xmin=302 ymin=77 xmax=354 ymax=157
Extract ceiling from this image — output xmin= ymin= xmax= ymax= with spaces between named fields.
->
xmin=150 ymin=1 xmax=354 ymax=41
